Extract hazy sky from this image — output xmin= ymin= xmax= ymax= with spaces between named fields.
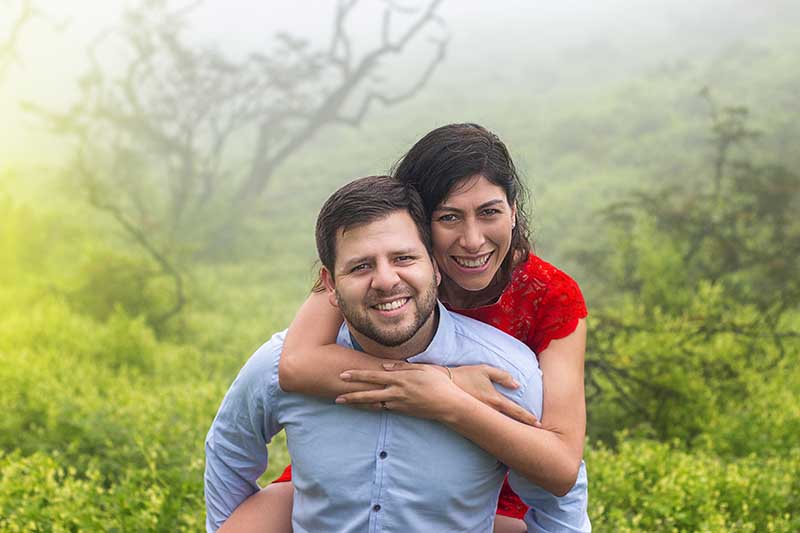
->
xmin=2 ymin=0 xmax=798 ymax=166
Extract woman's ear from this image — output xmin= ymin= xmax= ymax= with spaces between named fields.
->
xmin=320 ymin=267 xmax=338 ymax=308
xmin=511 ymin=202 xmax=517 ymax=229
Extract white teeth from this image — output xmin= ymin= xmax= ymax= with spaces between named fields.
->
xmin=374 ymin=298 xmax=408 ymax=311
xmin=453 ymin=254 xmax=491 ymax=268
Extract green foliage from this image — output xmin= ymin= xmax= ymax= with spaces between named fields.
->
xmin=581 ymin=90 xmax=800 ymax=457
xmin=69 ymin=248 xmax=173 ymax=328
xmin=0 ymin=451 xmax=165 ymax=531
xmin=587 ymin=439 xmax=800 ymax=532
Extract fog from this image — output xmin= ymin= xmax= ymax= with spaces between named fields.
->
xmin=3 ymin=0 xmax=799 ymax=165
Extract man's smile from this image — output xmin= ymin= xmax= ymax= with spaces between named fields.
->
xmin=371 ymin=297 xmax=411 ymax=314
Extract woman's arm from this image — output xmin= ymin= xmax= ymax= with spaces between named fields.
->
xmin=450 ymin=319 xmax=587 ymax=496
xmin=536 ymin=319 xmax=587 ymax=477
xmin=337 ymin=319 xmax=587 ymax=496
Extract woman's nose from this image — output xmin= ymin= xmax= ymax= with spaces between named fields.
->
xmin=459 ymin=220 xmax=486 ymax=251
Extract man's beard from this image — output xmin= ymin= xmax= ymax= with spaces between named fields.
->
xmin=336 ymin=278 xmax=438 ymax=347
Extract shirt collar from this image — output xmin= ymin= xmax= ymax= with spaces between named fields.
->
xmin=337 ymin=301 xmax=455 ymax=365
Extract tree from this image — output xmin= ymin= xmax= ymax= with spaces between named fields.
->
xmin=0 ymin=0 xmax=36 ymax=81
xmin=580 ymin=90 xmax=800 ymax=444
xmin=32 ymin=0 xmax=447 ymax=330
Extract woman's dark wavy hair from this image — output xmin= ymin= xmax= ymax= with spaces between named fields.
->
xmin=391 ymin=123 xmax=532 ymax=291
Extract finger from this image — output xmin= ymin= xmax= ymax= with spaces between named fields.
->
xmin=336 ymin=389 xmax=396 ymax=405
xmin=381 ymin=361 xmax=420 ymax=371
xmin=484 ymin=366 xmax=520 ymax=389
xmin=340 ymin=370 xmax=403 ymax=386
xmin=489 ymin=395 xmax=541 ymax=427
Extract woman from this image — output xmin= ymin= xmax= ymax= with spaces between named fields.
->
xmin=222 ymin=123 xmax=587 ymax=533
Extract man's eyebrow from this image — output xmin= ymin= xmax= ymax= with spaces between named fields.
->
xmin=435 ymin=198 xmax=506 ymax=212
xmin=341 ymin=256 xmax=370 ymax=269
xmin=393 ymin=248 xmax=422 ymax=256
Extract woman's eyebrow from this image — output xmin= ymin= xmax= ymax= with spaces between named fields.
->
xmin=435 ymin=198 xmax=506 ymax=212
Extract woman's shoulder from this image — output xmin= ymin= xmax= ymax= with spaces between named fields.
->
xmin=506 ymin=253 xmax=582 ymax=300
xmin=520 ymin=253 xmax=573 ymax=280
xmin=506 ymin=253 xmax=588 ymax=353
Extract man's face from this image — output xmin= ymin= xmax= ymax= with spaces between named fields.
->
xmin=323 ymin=210 xmax=439 ymax=348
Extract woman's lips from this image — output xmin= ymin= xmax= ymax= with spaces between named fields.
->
xmin=450 ymin=251 xmax=494 ymax=273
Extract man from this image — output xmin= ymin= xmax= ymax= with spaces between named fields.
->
xmin=204 ymin=175 xmax=590 ymax=532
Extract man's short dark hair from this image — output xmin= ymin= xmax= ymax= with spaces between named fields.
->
xmin=315 ymin=175 xmax=432 ymax=277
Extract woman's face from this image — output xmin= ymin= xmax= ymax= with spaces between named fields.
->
xmin=430 ymin=175 xmax=516 ymax=294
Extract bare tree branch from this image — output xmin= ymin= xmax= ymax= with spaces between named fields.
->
xmin=75 ymin=153 xmax=185 ymax=328
xmin=0 ymin=0 xmax=34 ymax=80
xmin=228 ymin=0 xmax=446 ymax=218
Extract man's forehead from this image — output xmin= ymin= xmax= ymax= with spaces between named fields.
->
xmin=338 ymin=211 xmax=419 ymax=239
xmin=335 ymin=212 xmax=426 ymax=259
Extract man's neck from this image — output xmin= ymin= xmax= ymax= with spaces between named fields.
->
xmin=349 ymin=307 xmax=439 ymax=361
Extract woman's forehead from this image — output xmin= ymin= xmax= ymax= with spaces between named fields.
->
xmin=438 ymin=175 xmax=508 ymax=207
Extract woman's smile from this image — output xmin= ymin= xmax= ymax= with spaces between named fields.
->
xmin=451 ymin=251 xmax=494 ymax=271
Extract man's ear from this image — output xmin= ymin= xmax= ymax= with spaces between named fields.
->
xmin=319 ymin=267 xmax=339 ymax=308
xmin=432 ymin=257 xmax=442 ymax=287
xmin=320 ymin=267 xmax=339 ymax=309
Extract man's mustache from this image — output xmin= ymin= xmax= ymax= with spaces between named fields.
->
xmin=364 ymin=287 xmax=414 ymax=306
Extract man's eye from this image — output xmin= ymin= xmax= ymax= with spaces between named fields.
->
xmin=396 ymin=255 xmax=415 ymax=263
xmin=351 ymin=263 xmax=369 ymax=272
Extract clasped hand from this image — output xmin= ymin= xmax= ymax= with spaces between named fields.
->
xmin=335 ymin=363 xmax=540 ymax=427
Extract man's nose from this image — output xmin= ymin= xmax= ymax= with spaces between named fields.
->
xmin=371 ymin=262 xmax=401 ymax=292
xmin=459 ymin=219 xmax=486 ymax=252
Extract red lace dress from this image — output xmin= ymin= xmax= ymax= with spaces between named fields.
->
xmin=274 ymin=253 xmax=588 ymax=520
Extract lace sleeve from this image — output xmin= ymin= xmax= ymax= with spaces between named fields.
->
xmin=528 ymin=268 xmax=587 ymax=354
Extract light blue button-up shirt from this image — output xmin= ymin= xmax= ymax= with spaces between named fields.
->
xmin=205 ymin=302 xmax=590 ymax=532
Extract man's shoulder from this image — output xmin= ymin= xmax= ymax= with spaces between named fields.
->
xmin=448 ymin=311 xmax=539 ymax=374
xmin=231 ymin=330 xmax=286 ymax=394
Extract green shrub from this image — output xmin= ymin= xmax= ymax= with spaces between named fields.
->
xmin=587 ymin=438 xmax=800 ymax=532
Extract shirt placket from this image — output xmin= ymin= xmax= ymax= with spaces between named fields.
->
xmin=368 ymin=410 xmax=391 ymax=532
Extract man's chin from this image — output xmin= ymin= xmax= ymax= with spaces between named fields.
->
xmin=359 ymin=326 xmax=417 ymax=348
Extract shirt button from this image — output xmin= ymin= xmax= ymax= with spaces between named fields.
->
xmin=379 ymin=451 xmax=388 ymax=459
xmin=373 ymin=504 xmax=381 ymax=512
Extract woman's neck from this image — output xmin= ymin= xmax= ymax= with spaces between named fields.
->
xmin=438 ymin=274 xmax=506 ymax=309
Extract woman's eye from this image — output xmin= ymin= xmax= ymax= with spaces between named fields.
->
xmin=436 ymin=214 xmax=458 ymax=222
xmin=481 ymin=208 xmax=501 ymax=217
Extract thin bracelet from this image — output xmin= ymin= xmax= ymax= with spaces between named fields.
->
xmin=444 ymin=366 xmax=453 ymax=381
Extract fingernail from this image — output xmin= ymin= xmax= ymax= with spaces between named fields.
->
xmin=335 ymin=397 xmax=346 ymax=404
xmin=511 ymin=380 xmax=520 ymax=388
xmin=339 ymin=372 xmax=351 ymax=380
xmin=382 ymin=363 xmax=396 ymax=369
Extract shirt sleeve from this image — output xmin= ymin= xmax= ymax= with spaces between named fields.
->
xmin=508 ymin=463 xmax=591 ymax=533
xmin=503 ymin=373 xmax=591 ymax=532
xmin=204 ymin=341 xmax=284 ymax=532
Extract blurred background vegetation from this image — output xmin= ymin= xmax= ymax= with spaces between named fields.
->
xmin=1 ymin=0 xmax=798 ymax=530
